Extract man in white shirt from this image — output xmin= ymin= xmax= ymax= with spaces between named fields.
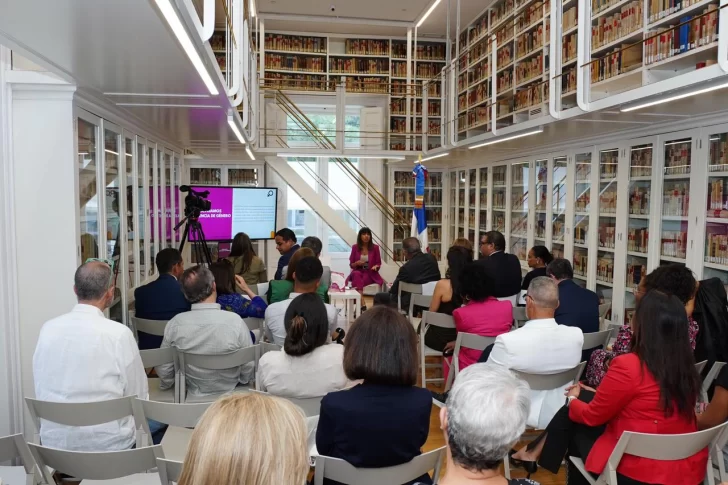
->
xmin=33 ymin=260 xmax=148 ymax=451
xmin=488 ymin=276 xmax=583 ymax=428
xmin=264 ymin=256 xmax=338 ymax=346
xmin=157 ymin=265 xmax=255 ymax=396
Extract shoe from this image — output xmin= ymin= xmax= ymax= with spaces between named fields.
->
xmin=508 ymin=448 xmax=538 ymax=474
xmin=333 ymin=327 xmax=346 ymax=345
xmin=431 ymin=390 xmax=448 ymax=404
xmin=360 ymin=305 xmax=367 ymax=313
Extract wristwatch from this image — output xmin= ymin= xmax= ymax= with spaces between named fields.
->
xmin=567 ymin=395 xmax=577 ymax=406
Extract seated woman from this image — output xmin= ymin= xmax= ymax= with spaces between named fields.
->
xmin=585 ymin=263 xmax=699 ymax=387
xmin=511 ymin=290 xmax=706 ymax=485
xmin=177 ymin=393 xmax=309 ymax=485
xmin=257 ymin=293 xmax=348 ymax=398
xmin=223 ymin=232 xmax=268 ymax=287
xmin=522 ymin=245 xmax=553 ymax=292
xmin=434 ymin=364 xmax=537 ymax=485
xmin=268 ymin=247 xmax=329 ymax=304
xmin=443 ymin=263 xmax=513 ymax=381
xmin=316 ymin=306 xmax=432 ymax=485
xmin=424 ymin=245 xmax=472 ymax=352
xmin=451 ymin=237 xmax=474 ymax=258
xmin=282 ymin=235 xmax=331 ymax=289
xmin=209 ymin=261 xmax=267 ymax=319
xmin=347 ymin=227 xmax=384 ymax=302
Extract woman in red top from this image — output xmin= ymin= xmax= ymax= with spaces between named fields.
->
xmin=512 ymin=290 xmax=705 ymax=485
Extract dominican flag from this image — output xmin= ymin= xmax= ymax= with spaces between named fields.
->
xmin=411 ymin=163 xmax=429 ymax=252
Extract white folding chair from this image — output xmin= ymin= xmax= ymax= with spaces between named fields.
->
xmin=135 ymin=399 xmax=212 ymax=462
xmin=498 ymin=294 xmax=519 ymax=307
xmin=582 ymin=330 xmax=613 ymax=351
xmin=710 ymin=417 xmax=728 ymax=483
xmin=157 ymin=458 xmax=183 ymax=485
xmin=259 ymin=341 xmax=282 ymax=357
xmin=313 ymin=446 xmax=445 ymax=485
xmin=702 ymin=362 xmax=727 ymax=403
xmin=599 ymin=300 xmax=612 ymax=330
xmin=411 ymin=293 xmax=434 ymax=325
xmin=140 ymin=347 xmax=178 ymax=403
xmin=399 ymin=282 xmax=423 ymax=321
xmin=25 ymin=396 xmax=151 ymax=449
xmin=422 ymin=281 xmax=438 ymax=296
xmin=244 ymin=317 xmax=264 ymax=343
xmin=257 ymin=282 xmax=270 ymax=303
xmin=445 ymin=332 xmax=497 ymax=390
xmin=178 ymin=345 xmax=259 ymax=403
xmin=512 ymin=306 xmax=528 ymax=329
xmin=250 ymin=390 xmax=322 ymax=417
xmin=131 ymin=316 xmax=169 ymax=342
xmin=0 ymin=434 xmax=42 ymax=485
xmin=697 ymin=360 xmax=709 ymax=374
xmin=28 ymin=443 xmax=164 ymax=485
xmin=570 ymin=422 xmax=728 ymax=485
xmin=419 ymin=311 xmax=455 ymax=388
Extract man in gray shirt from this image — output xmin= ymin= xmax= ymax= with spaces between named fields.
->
xmin=156 ymin=265 xmax=254 ymax=397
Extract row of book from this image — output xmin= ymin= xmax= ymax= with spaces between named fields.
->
xmin=592 ymin=2 xmax=643 ymax=50
xmin=661 ymin=230 xmax=687 ymax=258
xmin=599 ymin=190 xmax=618 ymax=212
xmin=710 ymin=133 xmax=728 ymax=168
xmin=662 ymin=182 xmax=691 ymax=216
xmin=563 ymin=33 xmax=578 ymax=63
xmin=469 ymin=39 xmax=491 ymax=65
xmin=664 ymin=141 xmax=692 ymax=174
xmin=265 ymin=54 xmax=325 ymax=73
xmin=344 ymin=39 xmax=389 ymax=55
xmin=644 ymin=6 xmax=718 ymax=65
xmin=592 ymin=0 xmax=628 ymax=17
xmin=330 ymin=58 xmax=389 ymax=75
xmin=265 ymin=34 xmax=327 ymax=53
xmin=497 ymin=69 xmax=515 ymax=92
xmin=465 ymin=106 xmax=491 ymax=131
xmin=391 ymin=43 xmax=447 ymax=61
xmin=576 ymin=162 xmax=592 ymax=181
xmin=631 ymin=147 xmax=653 ymax=176
xmin=596 ymin=256 xmax=615 ymax=283
xmin=491 ymin=0 xmax=517 ymax=32
xmin=708 ymin=179 xmax=728 ymax=211
xmin=600 ymin=150 xmax=619 ymax=178
xmin=263 ymin=73 xmax=331 ymax=91
xmin=392 ymin=171 xmax=443 ymax=187
xmin=575 ymin=224 xmax=589 ymax=244
xmin=561 ymin=66 xmax=577 ymax=93
xmin=514 ymin=81 xmax=547 ymax=110
xmin=515 ymin=53 xmax=544 ymax=84
xmin=706 ymin=233 xmax=728 ymax=264
xmin=345 ymin=77 xmax=388 ymax=94
xmin=417 ymin=63 xmax=445 ymax=78
xmin=516 ymin=0 xmax=545 ymax=34
xmin=574 ymin=252 xmax=589 ymax=276
xmin=649 ymin=0 xmax=709 ymax=24
xmin=628 ymin=227 xmax=650 ymax=253
xmin=598 ymin=223 xmax=617 ymax=248
xmin=470 ymin=63 xmax=490 ymax=86
xmin=590 ymin=44 xmax=642 ymax=83
xmin=629 ymin=186 xmax=651 ymax=214
xmin=470 ymin=14 xmax=490 ymax=45
xmin=468 ymin=84 xmax=490 ymax=105
xmin=564 ymin=5 xmax=578 ymax=31
xmin=516 ymin=27 xmax=545 ymax=59
xmin=626 ymin=261 xmax=646 ymax=288
xmin=576 ymin=191 xmax=591 ymax=211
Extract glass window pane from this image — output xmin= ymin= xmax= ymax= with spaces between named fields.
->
xmin=660 ymin=137 xmax=691 ymax=265
xmin=328 ymin=159 xmax=359 ymax=253
xmin=78 ymin=118 xmax=99 ymax=261
xmin=574 ymin=152 xmax=592 ymax=284
xmin=173 ymin=155 xmax=181 ymax=246
xmin=164 ymin=152 xmax=172 ymax=249
xmin=287 ymin=159 xmax=318 ymax=241
xmin=510 ymin=162 xmax=529 ymax=263
xmin=535 ymin=159 xmax=548 ymax=243
xmin=137 ymin=141 xmax=147 ymax=279
xmin=552 ymin=157 xmax=567 ymax=259
xmin=125 ymin=138 xmax=136 ymax=288
xmin=492 ymin=165 xmax=507 ymax=233
xmin=148 ymin=146 xmax=156 ymax=276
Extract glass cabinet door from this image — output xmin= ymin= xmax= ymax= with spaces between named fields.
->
xmin=392 ymin=170 xmax=413 ymax=262
xmin=428 ymin=172 xmax=444 ymax=261
xmin=704 ymin=129 xmax=728 ymax=286
xmin=479 ymin=167 xmax=489 ymax=241
xmin=78 ymin=117 xmax=99 ymax=262
xmin=450 ymin=171 xmax=457 ymax=244
xmin=125 ymin=138 xmax=136 ymax=288
xmin=573 ymin=151 xmax=592 ymax=285
xmin=148 ymin=147 xmax=157 ymax=277
xmin=104 ymin=127 xmax=123 ymax=323
xmin=458 ymin=170 xmax=466 ymax=238
xmin=469 ymin=169 xmax=477 ymax=245
xmin=660 ymin=136 xmax=692 ymax=265
xmin=492 ymin=165 xmax=507 ymax=233
xmin=552 ymin=156 xmax=567 ymax=260
xmin=535 ymin=159 xmax=548 ymax=246
xmin=596 ymin=148 xmax=619 ymax=292
xmin=229 ymin=168 xmax=259 ymax=186
xmin=137 ymin=140 xmax=147 ymax=279
xmin=190 ymin=167 xmax=222 ymax=185
xmin=510 ymin=162 xmax=529 ymax=264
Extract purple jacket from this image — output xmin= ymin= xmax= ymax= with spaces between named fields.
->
xmin=348 ymin=244 xmax=385 ymax=286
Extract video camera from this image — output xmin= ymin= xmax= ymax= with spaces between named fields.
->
xmin=180 ymin=185 xmax=212 ymax=218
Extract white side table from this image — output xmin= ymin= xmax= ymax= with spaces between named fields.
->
xmin=328 ymin=290 xmax=362 ymax=326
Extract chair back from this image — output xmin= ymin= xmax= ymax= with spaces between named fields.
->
xmin=399 ymin=282 xmax=423 ymax=320
xmin=250 ymin=390 xmax=322 ymax=417
xmin=0 ymin=434 xmax=42 ymax=485
xmin=422 ymin=281 xmax=438 ymax=296
xmin=498 ymin=294 xmax=519 ymax=306
xmin=260 ymin=342 xmax=282 ymax=357
xmin=599 ymin=300 xmax=612 ymax=330
xmin=512 ymin=306 xmax=528 ymax=328
xmin=178 ymin=345 xmax=259 ymax=402
xmin=313 ymin=446 xmax=445 ymax=485
xmin=702 ymin=361 xmax=727 ymax=403
xmin=135 ymin=399 xmax=212 ymax=428
xmin=582 ymin=330 xmax=612 ymax=351
xmin=420 ymin=311 xmax=456 ymax=330
xmin=257 ymin=282 xmax=270 ymax=303
xmin=452 ymin=332 xmax=496 ymax=383
xmin=412 ymin=293 xmax=433 ymax=310
xmin=157 ymin=457 xmax=184 ymax=485
xmin=696 ymin=360 xmax=708 ymax=374
xmin=28 ymin=443 xmax=163 ymax=481
xmin=140 ymin=346 xmax=176 ymax=368
xmin=131 ymin=316 xmax=168 ymax=337
xmin=514 ymin=362 xmax=586 ymax=391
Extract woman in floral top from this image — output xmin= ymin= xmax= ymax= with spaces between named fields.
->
xmin=585 ymin=264 xmax=699 ymax=387
xmin=210 ymin=261 xmax=268 ymax=320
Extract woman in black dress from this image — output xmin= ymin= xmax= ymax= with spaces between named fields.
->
xmin=521 ymin=246 xmax=553 ymax=292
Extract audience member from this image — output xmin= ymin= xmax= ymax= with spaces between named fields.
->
xmin=209 ymin=261 xmax=267 ymax=321
xmin=347 ymin=227 xmax=384 ymax=306
xmin=436 ymin=364 xmax=535 ymax=485
xmin=476 ymin=231 xmax=522 ymax=298
xmin=269 ymin=247 xmax=329 ymax=304
xmin=547 ymin=259 xmax=600 ymax=337
xmin=156 ymin=265 xmax=254 ymax=397
xmin=177 ymin=393 xmax=309 ymax=485
xmin=224 ymin=232 xmax=267 ymax=287
xmin=424 ymin=245 xmax=472 ymax=352
xmin=488 ymin=277 xmax=583 ymax=428
xmin=373 ymin=292 xmax=398 ymax=308
xmin=274 ymin=228 xmax=300 ymax=280
xmin=585 ymin=264 xmax=699 ymax=387
xmin=282 ymin=235 xmax=331 ymax=289
xmin=316 ymin=306 xmax=432 ymax=485
xmin=265 ymin=256 xmax=338 ymax=346
xmin=257 ymin=293 xmax=348 ymax=398
xmin=451 ymin=237 xmax=474 ymax=259
xmin=511 ymin=291 xmax=706 ymax=485
xmin=389 ymin=237 xmax=441 ymax=311
xmin=134 ymin=248 xmax=190 ymax=349
xmin=522 ymin=245 xmax=553 ymax=291
xmin=33 ymin=260 xmax=148 ymax=451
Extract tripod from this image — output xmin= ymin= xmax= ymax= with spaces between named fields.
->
xmin=175 ymin=213 xmax=213 ymax=267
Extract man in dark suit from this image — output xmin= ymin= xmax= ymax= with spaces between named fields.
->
xmin=476 ymin=231 xmax=522 ymax=298
xmin=274 ymin=228 xmax=300 ymax=280
xmin=134 ymin=248 xmax=190 ymax=349
xmin=389 ymin=237 xmax=441 ymax=311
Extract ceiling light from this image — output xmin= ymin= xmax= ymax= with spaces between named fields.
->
xmin=153 ymin=0 xmax=219 ymax=95
xmin=227 ymin=116 xmax=246 ymax=144
xmin=278 ymin=153 xmax=405 ymax=160
xmin=416 ymin=0 xmax=441 ymax=27
xmin=246 ymin=147 xmax=255 ymax=160
xmin=468 ymin=128 xmax=543 ymax=149
xmin=420 ymin=152 xmax=449 ymax=162
xmin=621 ymin=81 xmax=728 ymax=112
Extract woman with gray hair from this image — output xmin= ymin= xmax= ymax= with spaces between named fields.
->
xmin=431 ymin=363 xmax=539 ymax=485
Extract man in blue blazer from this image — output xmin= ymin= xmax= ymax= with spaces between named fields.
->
xmin=134 ymin=248 xmax=190 ymax=349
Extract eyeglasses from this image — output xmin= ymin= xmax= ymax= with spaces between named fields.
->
xmin=85 ymin=258 xmax=116 ymax=288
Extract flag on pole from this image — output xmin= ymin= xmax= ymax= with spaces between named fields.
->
xmin=411 ymin=158 xmax=429 ymax=253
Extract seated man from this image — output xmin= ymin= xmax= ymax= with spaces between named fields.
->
xmin=274 ymin=228 xmax=300 ymax=280
xmin=547 ymin=258 xmax=600 ymax=335
xmin=134 ymin=248 xmax=190 ymax=349
xmin=265 ymin=256 xmax=339 ymax=346
xmin=33 ymin=260 xmax=149 ymax=451
xmin=388 ymin=237 xmax=441 ymax=311
xmin=488 ymin=276 xmax=583 ymax=428
xmin=282 ymin=236 xmax=332 ymax=289
xmin=476 ymin=230 xmax=523 ymax=299
xmin=156 ymin=265 xmax=255 ymax=397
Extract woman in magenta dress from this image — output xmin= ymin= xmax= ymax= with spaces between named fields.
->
xmin=347 ymin=228 xmax=384 ymax=298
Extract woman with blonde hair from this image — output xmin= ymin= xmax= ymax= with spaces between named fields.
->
xmin=178 ymin=393 xmax=309 ymax=485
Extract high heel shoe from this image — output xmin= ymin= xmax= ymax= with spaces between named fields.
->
xmin=508 ymin=448 xmax=538 ymax=475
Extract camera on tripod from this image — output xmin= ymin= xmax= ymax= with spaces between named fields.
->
xmin=180 ymin=185 xmax=212 ymax=218
xmin=175 ymin=186 xmax=214 ymax=266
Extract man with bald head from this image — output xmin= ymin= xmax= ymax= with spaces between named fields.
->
xmin=33 ymin=260 xmax=149 ymax=451
xmin=487 ymin=276 xmax=583 ymax=428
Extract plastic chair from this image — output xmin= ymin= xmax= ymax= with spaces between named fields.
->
xmin=411 ymin=293 xmax=433 ymax=317
xmin=701 ymin=361 xmax=727 ymax=403
xmin=259 ymin=341 xmax=282 ymax=357
xmin=422 ymin=281 xmax=438 ymax=296
xmin=140 ymin=347 xmax=178 ymax=403
xmin=178 ymin=345 xmax=259 ymax=403
xmin=398 ymin=282 xmax=423 ymax=322
xmin=710 ymin=416 xmax=728 ymax=483
xmin=157 ymin=458 xmax=183 ymax=485
xmin=569 ymin=421 xmax=728 ymax=485
xmin=257 ymin=282 xmax=270 ymax=303
xmin=599 ymin=301 xmax=612 ymax=330
xmin=582 ymin=330 xmax=612 ymax=351
xmin=313 ymin=446 xmax=445 ymax=485
xmin=250 ymin=390 xmax=322 ymax=417
xmin=446 ymin=332 xmax=497 ymax=391
xmin=135 ymin=399 xmax=212 ymax=462
xmin=131 ymin=316 xmax=169 ymax=341
xmin=514 ymin=361 xmax=586 ymax=391
xmin=512 ymin=306 xmax=528 ymax=329
xmin=696 ymin=360 xmax=709 ymax=374
xmin=0 ymin=433 xmax=42 ymax=485
xmin=498 ymin=294 xmax=519 ymax=306
xmin=419 ymin=311 xmax=455 ymax=388
xmin=28 ymin=443 xmax=164 ymax=485
xmin=25 ymin=396 xmax=151 ymax=449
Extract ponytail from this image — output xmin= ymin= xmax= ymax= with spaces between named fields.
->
xmin=284 ymin=313 xmax=310 ymax=356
